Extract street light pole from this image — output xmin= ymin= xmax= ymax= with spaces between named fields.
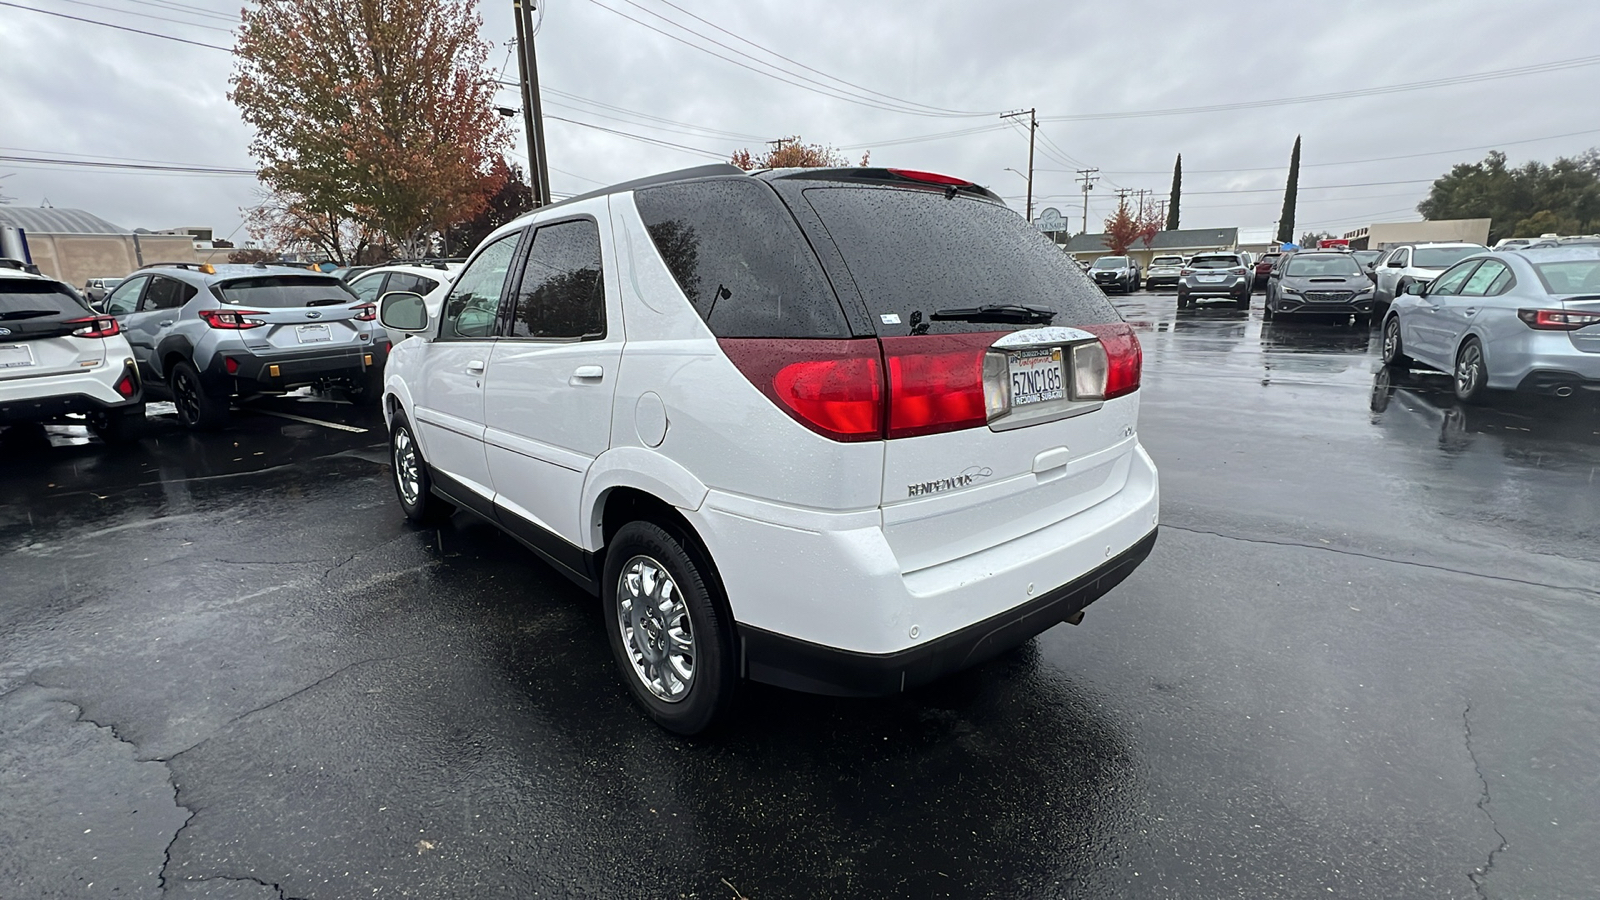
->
xmin=1000 ymin=108 xmax=1037 ymax=221
xmin=512 ymin=0 xmax=551 ymax=207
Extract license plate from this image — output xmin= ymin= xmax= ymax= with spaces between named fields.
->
xmin=296 ymin=324 xmax=332 ymax=343
xmin=1008 ymin=347 xmax=1065 ymax=407
xmin=1198 ymin=274 xmax=1224 ymax=283
xmin=0 ymin=344 xmax=35 ymax=369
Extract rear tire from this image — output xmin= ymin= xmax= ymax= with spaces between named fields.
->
xmin=169 ymin=360 xmax=228 ymax=430
xmin=604 ymin=520 xmax=738 ymax=736
xmin=390 ymin=412 xmax=454 ymax=526
xmin=89 ymin=403 xmax=146 ymax=446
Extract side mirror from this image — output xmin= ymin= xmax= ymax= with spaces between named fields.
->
xmin=378 ymin=291 xmax=428 ymax=332
xmin=1403 ymin=281 xmax=1428 ymax=297
xmin=1386 ymin=259 xmax=1405 ymax=268
xmin=90 ymin=300 xmax=108 ymax=314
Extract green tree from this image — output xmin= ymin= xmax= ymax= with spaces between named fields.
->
xmin=1166 ymin=153 xmax=1182 ymax=230
xmin=230 ymin=0 xmax=512 ymax=256
xmin=1418 ymin=149 xmax=1600 ymax=242
xmin=1276 ymin=135 xmax=1301 ymax=245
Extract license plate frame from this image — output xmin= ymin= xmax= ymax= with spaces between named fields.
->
xmin=296 ymin=323 xmax=332 ymax=344
xmin=1198 ymin=274 xmax=1225 ymax=283
xmin=0 ymin=344 xmax=36 ymax=369
xmin=1007 ymin=347 xmax=1065 ymax=408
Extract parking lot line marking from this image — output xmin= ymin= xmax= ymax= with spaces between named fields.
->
xmin=251 ymin=410 xmax=369 ymax=433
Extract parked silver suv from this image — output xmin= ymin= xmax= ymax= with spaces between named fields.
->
xmin=99 ymin=262 xmax=389 ymax=428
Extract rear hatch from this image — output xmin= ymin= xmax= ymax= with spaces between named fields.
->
xmin=0 ymin=276 xmax=112 ymax=381
xmin=213 ymin=275 xmax=370 ymax=352
xmin=771 ymin=173 xmax=1142 ymax=575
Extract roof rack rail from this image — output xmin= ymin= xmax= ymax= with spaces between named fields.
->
xmin=0 ymin=258 xmax=43 ymax=275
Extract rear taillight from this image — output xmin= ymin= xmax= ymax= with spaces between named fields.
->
xmin=1519 ymin=308 xmax=1600 ymax=330
xmin=719 ymin=339 xmax=883 ymax=441
xmin=1079 ymin=323 xmax=1142 ymax=399
xmin=1180 ymin=268 xmax=1194 ymax=276
xmin=882 ymin=335 xmax=991 ymax=439
xmin=67 ymin=315 xmax=120 ymax=338
xmin=1229 ymin=267 xmax=1248 ymax=275
xmin=199 ymin=309 xmax=267 ymax=329
xmin=352 ymin=303 xmax=377 ymax=322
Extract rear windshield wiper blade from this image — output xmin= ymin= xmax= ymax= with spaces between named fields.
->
xmin=305 ymin=298 xmax=348 ymax=307
xmin=929 ymin=303 xmax=1056 ymax=324
xmin=0 ymin=309 xmax=62 ymax=320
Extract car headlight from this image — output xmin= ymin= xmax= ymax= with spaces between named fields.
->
xmin=1280 ymin=288 xmax=1301 ymax=297
xmin=1355 ymin=285 xmax=1375 ymax=296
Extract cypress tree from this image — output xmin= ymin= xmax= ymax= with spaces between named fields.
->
xmin=1166 ymin=154 xmax=1182 ymax=230
xmin=1277 ymin=135 xmax=1301 ymax=244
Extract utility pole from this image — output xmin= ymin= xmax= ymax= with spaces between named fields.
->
xmin=1000 ymin=108 xmax=1037 ymax=221
xmin=1135 ymin=188 xmax=1152 ymax=219
xmin=1076 ymin=168 xmax=1099 ymax=234
xmin=512 ymin=0 xmax=551 ymax=207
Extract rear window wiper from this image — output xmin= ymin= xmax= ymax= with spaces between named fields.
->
xmin=0 ymin=309 xmax=63 ymax=320
xmin=305 ymin=298 xmax=348 ymax=307
xmin=929 ymin=303 xmax=1056 ymax=324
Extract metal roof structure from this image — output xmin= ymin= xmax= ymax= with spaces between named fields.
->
xmin=0 ymin=207 xmax=131 ymax=235
xmin=1061 ymin=227 xmax=1239 ymax=254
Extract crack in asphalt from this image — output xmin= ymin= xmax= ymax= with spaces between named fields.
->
xmin=171 ymin=873 xmax=304 ymax=900
xmin=1162 ymin=523 xmax=1598 ymax=595
xmin=1464 ymin=702 xmax=1509 ymax=900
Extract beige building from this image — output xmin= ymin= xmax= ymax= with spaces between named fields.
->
xmin=1344 ymin=218 xmax=1491 ymax=250
xmin=0 ymin=207 xmax=201 ymax=289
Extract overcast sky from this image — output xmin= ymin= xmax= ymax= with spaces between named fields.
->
xmin=4 ymin=0 xmax=1599 ymax=243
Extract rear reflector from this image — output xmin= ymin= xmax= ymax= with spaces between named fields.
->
xmin=1079 ymin=323 xmax=1142 ymax=399
xmin=718 ymin=339 xmax=883 ymax=441
xmin=881 ymin=334 xmax=991 ymax=439
xmin=67 ymin=315 xmax=120 ymax=338
xmin=113 ymin=363 xmax=138 ymax=397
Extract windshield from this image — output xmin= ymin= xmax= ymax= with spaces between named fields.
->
xmin=1091 ymin=257 xmax=1128 ymax=269
xmin=216 ymin=276 xmax=358 ymax=308
xmin=1151 ymin=257 xmax=1183 ymax=266
xmin=1534 ymin=260 xmax=1600 ymax=294
xmin=1413 ymin=247 xmax=1481 ymax=268
xmin=1351 ymin=251 xmax=1381 ymax=266
xmin=799 ymin=186 xmax=1118 ymax=335
xmin=1189 ymin=255 xmax=1240 ymax=270
xmin=0 ymin=278 xmax=90 ymax=318
xmin=1285 ymin=255 xmax=1363 ymax=277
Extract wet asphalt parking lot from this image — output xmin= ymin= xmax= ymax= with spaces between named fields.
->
xmin=2 ymin=288 xmax=1598 ymax=899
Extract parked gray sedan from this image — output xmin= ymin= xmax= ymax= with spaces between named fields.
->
xmin=1380 ymin=247 xmax=1600 ymax=402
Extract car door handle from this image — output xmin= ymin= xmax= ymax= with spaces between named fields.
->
xmin=571 ymin=365 xmax=603 ymax=381
xmin=158 ymin=320 xmax=174 ymax=327
xmin=466 ymin=360 xmax=485 ymax=375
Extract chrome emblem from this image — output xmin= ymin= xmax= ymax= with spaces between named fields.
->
xmin=907 ymin=466 xmax=993 ymax=498
xmin=305 ymin=311 xmax=321 ymax=319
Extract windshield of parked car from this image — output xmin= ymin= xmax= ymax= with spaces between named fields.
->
xmin=1091 ymin=257 xmax=1128 ymax=269
xmin=1352 ymin=251 xmax=1381 ymax=267
xmin=216 ymin=276 xmax=358 ymax=308
xmin=1188 ymin=255 xmax=1240 ymax=270
xmin=1151 ymin=256 xmax=1183 ymax=266
xmin=1533 ymin=260 xmax=1600 ymax=293
xmin=1413 ymin=247 xmax=1481 ymax=268
xmin=0 ymin=278 xmax=91 ymax=319
xmin=1285 ymin=255 xmax=1363 ymax=277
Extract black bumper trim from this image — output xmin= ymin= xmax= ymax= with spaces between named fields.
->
xmin=739 ymin=527 xmax=1159 ymax=697
xmin=1516 ymin=369 xmax=1600 ymax=394
xmin=209 ymin=340 xmax=388 ymax=393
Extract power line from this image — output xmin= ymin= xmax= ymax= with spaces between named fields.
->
xmin=1182 ymin=178 xmax=1435 ymax=196
xmin=44 ymin=0 xmax=234 ymax=32
xmin=0 ymin=153 xmax=256 ymax=175
xmin=117 ymin=0 xmax=239 ymax=23
xmin=1040 ymin=54 xmax=1600 ymax=122
xmin=544 ymin=87 xmax=765 ymax=141
xmin=836 ymin=122 xmax=1012 ymax=151
xmin=1 ymin=0 xmax=232 ymax=49
xmin=544 ymin=115 xmax=727 ymax=159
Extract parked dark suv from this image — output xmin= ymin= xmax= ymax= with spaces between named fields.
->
xmin=1088 ymin=255 xmax=1141 ymax=293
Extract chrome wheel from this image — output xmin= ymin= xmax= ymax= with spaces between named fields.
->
xmin=616 ymin=554 xmax=694 ymax=702
xmin=1383 ymin=319 xmax=1400 ymax=360
xmin=1455 ymin=342 xmax=1484 ymax=397
xmin=392 ymin=426 xmax=421 ymax=506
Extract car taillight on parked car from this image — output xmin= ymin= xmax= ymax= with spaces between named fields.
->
xmin=1079 ymin=323 xmax=1143 ymax=399
xmin=1180 ymin=269 xmax=1194 ymax=276
xmin=719 ymin=339 xmax=883 ymax=441
xmin=199 ymin=309 xmax=267 ymax=329
xmin=1518 ymin=309 xmax=1600 ymax=330
xmin=351 ymin=303 xmax=377 ymax=322
xmin=1229 ymin=267 xmax=1248 ymax=275
xmin=881 ymin=335 xmax=991 ymax=439
xmin=67 ymin=315 xmax=120 ymax=338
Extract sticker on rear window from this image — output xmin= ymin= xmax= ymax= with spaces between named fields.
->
xmin=880 ymin=313 xmax=901 ymax=324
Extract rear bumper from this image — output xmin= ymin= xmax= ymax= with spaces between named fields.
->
xmin=1145 ymin=274 xmax=1180 ymax=288
xmin=0 ymin=360 xmax=141 ymax=423
xmin=1179 ymin=275 xmax=1250 ymax=297
xmin=740 ymin=528 xmax=1157 ymax=696
xmin=207 ymin=339 xmax=389 ymax=393
xmin=1491 ymin=332 xmax=1600 ymax=391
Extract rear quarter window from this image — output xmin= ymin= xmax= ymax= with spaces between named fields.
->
xmin=633 ymin=178 xmax=848 ymax=338
xmin=801 ymin=186 xmax=1118 ymax=335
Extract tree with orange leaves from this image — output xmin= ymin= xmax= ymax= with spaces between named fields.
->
xmin=230 ymin=0 xmax=511 ymax=256
xmin=1103 ymin=198 xmax=1141 ymax=254
xmin=730 ymin=136 xmax=870 ymax=170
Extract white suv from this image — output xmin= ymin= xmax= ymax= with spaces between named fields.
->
xmin=0 ymin=261 xmax=144 ymax=444
xmin=377 ymin=165 xmax=1160 ymax=733
xmin=344 ymin=261 xmax=461 ymax=346
xmin=1373 ymin=242 xmax=1486 ymax=309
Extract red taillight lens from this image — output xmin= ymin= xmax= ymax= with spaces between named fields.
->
xmin=719 ymin=339 xmax=883 ymax=441
xmin=67 ymin=315 xmax=120 ymax=338
xmin=224 ymin=356 xmax=239 ymax=374
xmin=887 ymin=168 xmax=969 ymax=187
xmin=352 ymin=303 xmax=377 ymax=322
xmin=1180 ymin=269 xmax=1194 ymax=276
xmin=114 ymin=367 xmax=137 ymax=397
xmin=199 ymin=309 xmax=267 ymax=329
xmin=1229 ymin=267 xmax=1248 ymax=275
xmin=882 ymin=334 xmax=991 ymax=439
xmin=1079 ymin=323 xmax=1142 ymax=399
xmin=1519 ymin=308 xmax=1600 ymax=330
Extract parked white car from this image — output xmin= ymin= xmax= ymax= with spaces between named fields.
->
xmin=0 ymin=261 xmax=144 ymax=444
xmin=377 ymin=165 xmax=1160 ymax=733
xmin=1372 ymin=242 xmax=1486 ymax=310
xmin=345 ymin=261 xmax=461 ymax=346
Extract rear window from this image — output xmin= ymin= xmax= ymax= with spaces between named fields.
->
xmin=1189 ymin=255 xmax=1241 ymax=269
xmin=215 ymin=276 xmax=357 ymax=308
xmin=0 ymin=278 xmax=89 ymax=319
xmin=1534 ymin=260 xmax=1600 ymax=294
xmin=1413 ymin=247 xmax=1480 ymax=268
xmin=1285 ymin=255 xmax=1362 ymax=277
xmin=802 ymin=187 xmax=1117 ymax=335
xmin=1151 ymin=256 xmax=1183 ymax=266
xmin=634 ymin=178 xmax=847 ymax=338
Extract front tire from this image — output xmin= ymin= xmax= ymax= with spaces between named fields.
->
xmin=88 ymin=403 xmax=146 ymax=446
xmin=603 ymin=521 xmax=737 ymax=735
xmin=1453 ymin=337 xmax=1489 ymax=404
xmin=169 ymin=360 xmax=228 ymax=430
xmin=390 ymin=413 xmax=454 ymax=525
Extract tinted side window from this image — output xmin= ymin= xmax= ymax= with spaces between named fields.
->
xmin=801 ymin=186 xmax=1118 ymax=335
xmin=142 ymin=276 xmax=195 ymax=310
xmin=387 ymin=273 xmax=438 ymax=296
xmin=441 ymin=232 xmax=519 ymax=339
xmin=349 ymin=273 xmax=387 ymax=304
xmin=634 ymin=178 xmax=847 ymax=338
xmin=1429 ymin=261 xmax=1480 ymax=296
xmin=104 ymin=275 xmax=148 ymax=315
xmin=510 ymin=219 xmax=605 ymax=340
